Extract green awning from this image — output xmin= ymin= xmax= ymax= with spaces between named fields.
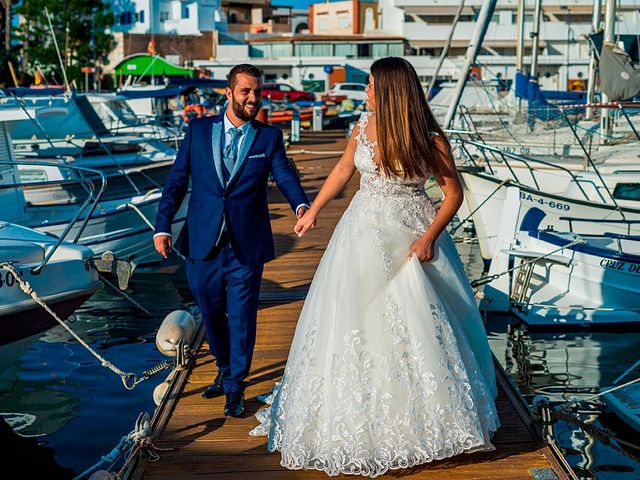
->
xmin=113 ymin=54 xmax=195 ymax=78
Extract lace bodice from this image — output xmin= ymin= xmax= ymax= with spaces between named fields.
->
xmin=354 ymin=112 xmax=428 ymax=198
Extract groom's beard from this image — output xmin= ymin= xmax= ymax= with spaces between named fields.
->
xmin=231 ymin=93 xmax=261 ymax=121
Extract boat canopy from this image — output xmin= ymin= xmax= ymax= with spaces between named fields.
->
xmin=114 ymin=54 xmax=195 ymax=79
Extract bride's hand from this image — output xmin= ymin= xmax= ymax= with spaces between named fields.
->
xmin=294 ymin=210 xmax=317 ymax=238
xmin=407 ymin=234 xmax=435 ymax=262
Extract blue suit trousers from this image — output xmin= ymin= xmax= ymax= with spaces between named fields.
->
xmin=186 ymin=238 xmax=263 ymax=394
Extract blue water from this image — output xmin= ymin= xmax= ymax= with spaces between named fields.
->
xmin=1 ymin=243 xmax=639 ymax=478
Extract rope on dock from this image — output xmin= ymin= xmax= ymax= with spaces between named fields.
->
xmin=0 ymin=262 xmax=175 ymax=390
xmin=73 ymin=412 xmax=174 ymax=480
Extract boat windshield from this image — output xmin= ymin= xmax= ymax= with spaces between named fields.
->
xmin=93 ymin=100 xmax=140 ymax=127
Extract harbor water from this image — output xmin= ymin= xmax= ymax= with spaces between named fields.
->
xmin=1 ymin=239 xmax=639 ymax=479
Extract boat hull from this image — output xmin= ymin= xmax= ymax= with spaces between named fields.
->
xmin=460 ymin=170 xmax=640 ymax=260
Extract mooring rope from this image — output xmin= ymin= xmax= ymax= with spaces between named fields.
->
xmin=1 ymin=262 xmax=174 ymax=390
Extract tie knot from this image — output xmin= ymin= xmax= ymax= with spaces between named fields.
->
xmin=229 ymin=127 xmax=243 ymax=139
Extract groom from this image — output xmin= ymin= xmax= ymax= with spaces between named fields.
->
xmin=153 ymin=64 xmax=309 ymax=417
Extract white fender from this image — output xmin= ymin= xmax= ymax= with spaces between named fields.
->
xmin=155 ymin=310 xmax=195 ymax=356
xmin=153 ymin=370 xmax=178 ymax=407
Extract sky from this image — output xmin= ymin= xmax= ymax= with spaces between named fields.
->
xmin=271 ymin=0 xmax=315 ymax=9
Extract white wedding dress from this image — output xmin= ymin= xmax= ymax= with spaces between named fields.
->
xmin=250 ymin=112 xmax=500 ymax=477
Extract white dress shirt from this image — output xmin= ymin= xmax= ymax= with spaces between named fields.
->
xmin=154 ymin=112 xmax=309 ymax=240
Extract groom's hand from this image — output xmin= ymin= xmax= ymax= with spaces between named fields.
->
xmin=296 ymin=206 xmax=309 ymax=219
xmin=154 ymin=235 xmax=172 ymax=258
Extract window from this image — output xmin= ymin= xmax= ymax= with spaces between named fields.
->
xmin=357 ymin=43 xmax=371 ymax=57
xmin=337 ymin=11 xmax=351 ymax=30
xmin=334 ymin=43 xmax=356 ymax=57
xmin=372 ymin=43 xmax=388 ymax=57
xmin=250 ymin=45 xmax=270 ymax=58
xmin=182 ymin=5 xmax=190 ymax=19
xmin=280 ymin=85 xmax=292 ymax=92
xmin=160 ymin=11 xmax=169 ymax=22
xmin=120 ymin=11 xmax=133 ymax=25
xmin=272 ymin=43 xmax=293 ymax=57
xmin=295 ymin=43 xmax=332 ymax=57
xmin=317 ymin=13 xmax=329 ymax=31
xmin=389 ymin=44 xmax=404 ymax=56
xmin=613 ymin=183 xmax=640 ymax=201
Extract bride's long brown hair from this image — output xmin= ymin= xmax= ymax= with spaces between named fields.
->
xmin=371 ymin=57 xmax=449 ymax=179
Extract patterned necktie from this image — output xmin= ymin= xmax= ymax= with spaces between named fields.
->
xmin=223 ymin=127 xmax=243 ymax=183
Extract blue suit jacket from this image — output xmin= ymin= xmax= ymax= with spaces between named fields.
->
xmin=155 ymin=114 xmax=309 ymax=265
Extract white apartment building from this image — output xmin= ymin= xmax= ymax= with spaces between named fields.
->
xmin=382 ymin=0 xmax=640 ymax=89
xmin=107 ymin=0 xmax=223 ymax=36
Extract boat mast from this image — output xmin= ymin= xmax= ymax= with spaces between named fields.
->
xmin=600 ymin=0 xmax=616 ymax=142
xmin=444 ymin=0 xmax=498 ymax=129
xmin=515 ymin=0 xmax=526 ymax=112
xmin=427 ymin=0 xmax=466 ymax=99
xmin=529 ymin=0 xmax=542 ymax=84
xmin=585 ymin=0 xmax=602 ymax=120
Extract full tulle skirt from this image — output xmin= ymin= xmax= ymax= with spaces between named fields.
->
xmin=250 ymin=190 xmax=500 ymax=477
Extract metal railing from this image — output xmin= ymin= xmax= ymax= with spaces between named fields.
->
xmin=453 ymin=137 xmax=592 ymax=201
xmin=0 ymin=160 xmax=106 ymax=273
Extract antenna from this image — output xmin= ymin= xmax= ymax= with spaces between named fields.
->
xmin=44 ymin=7 xmax=71 ymax=94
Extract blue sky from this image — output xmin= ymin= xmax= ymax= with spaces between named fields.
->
xmin=272 ymin=0 xmax=315 ymax=9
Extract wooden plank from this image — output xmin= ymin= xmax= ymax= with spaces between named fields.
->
xmin=131 ymin=132 xmax=569 ymax=480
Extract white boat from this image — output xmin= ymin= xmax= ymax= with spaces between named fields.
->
xmin=458 ymin=140 xmax=640 ymax=260
xmin=0 ymin=116 xmax=187 ymax=271
xmin=0 ymin=221 xmax=102 ymax=346
xmin=25 ymin=190 xmax=188 ymax=268
xmin=481 ymin=187 xmax=640 ymax=327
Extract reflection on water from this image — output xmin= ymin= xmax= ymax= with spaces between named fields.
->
xmin=0 ymin=240 xmax=638 ymax=478
xmin=0 ymin=268 xmax=193 ymax=474
xmin=459 ymin=239 xmax=640 ymax=480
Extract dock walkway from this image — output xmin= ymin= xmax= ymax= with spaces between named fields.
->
xmin=132 ymin=131 xmax=571 ymax=480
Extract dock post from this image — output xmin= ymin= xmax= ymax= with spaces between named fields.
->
xmin=291 ymin=108 xmax=300 ymax=142
xmin=312 ymin=102 xmax=323 ymax=131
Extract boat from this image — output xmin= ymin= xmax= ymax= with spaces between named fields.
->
xmin=0 ymin=115 xmax=188 ymax=271
xmin=457 ymin=139 xmax=640 ymax=261
xmin=481 ymin=187 xmax=640 ymax=327
xmin=25 ymin=190 xmax=188 ymax=269
xmin=0 ymin=221 xmax=102 ymax=346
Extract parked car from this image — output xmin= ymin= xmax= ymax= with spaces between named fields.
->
xmin=262 ymin=83 xmax=315 ymax=102
xmin=327 ymin=82 xmax=368 ymax=101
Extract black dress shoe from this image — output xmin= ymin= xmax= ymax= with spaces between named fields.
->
xmin=224 ymin=391 xmax=245 ymax=417
xmin=202 ymin=371 xmax=225 ymax=399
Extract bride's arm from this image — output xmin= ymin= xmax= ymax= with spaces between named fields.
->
xmin=294 ymin=128 xmax=358 ymax=237
xmin=408 ymin=135 xmax=463 ymax=262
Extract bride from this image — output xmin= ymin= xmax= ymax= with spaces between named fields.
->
xmin=250 ymin=57 xmax=500 ymax=477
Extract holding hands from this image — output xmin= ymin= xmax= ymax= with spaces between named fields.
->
xmin=295 ymin=206 xmax=317 ymax=237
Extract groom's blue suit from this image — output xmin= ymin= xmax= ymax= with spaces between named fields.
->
xmin=155 ymin=112 xmax=308 ymax=393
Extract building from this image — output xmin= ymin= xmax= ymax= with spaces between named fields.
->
xmin=382 ymin=0 xmax=640 ymax=90
xmin=309 ymin=0 xmax=380 ymax=35
xmin=107 ymin=0 xmax=640 ymax=94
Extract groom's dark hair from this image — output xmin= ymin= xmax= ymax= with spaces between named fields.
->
xmin=228 ymin=64 xmax=262 ymax=90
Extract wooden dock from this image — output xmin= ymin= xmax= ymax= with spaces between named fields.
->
xmin=131 ymin=131 xmax=573 ymax=480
